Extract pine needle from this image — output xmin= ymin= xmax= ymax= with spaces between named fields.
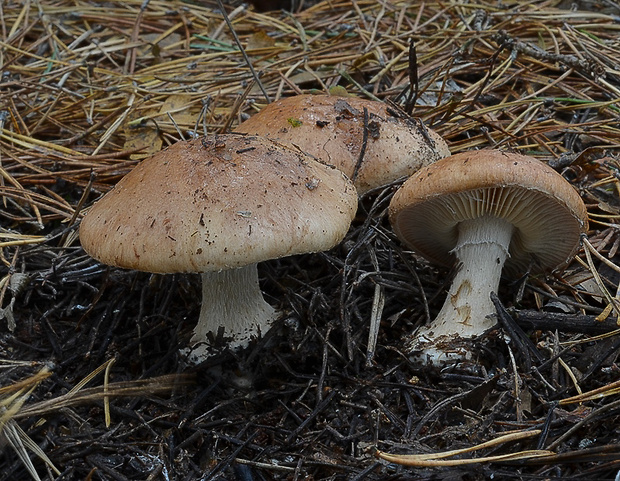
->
xmin=376 ymin=430 xmax=554 ymax=467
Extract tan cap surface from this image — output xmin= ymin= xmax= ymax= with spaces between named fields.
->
xmin=389 ymin=149 xmax=588 ymax=275
xmin=80 ymin=134 xmax=358 ymax=273
xmin=235 ymin=94 xmax=450 ymax=193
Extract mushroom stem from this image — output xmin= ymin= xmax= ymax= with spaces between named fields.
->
xmin=410 ymin=215 xmax=514 ymax=362
xmin=189 ymin=264 xmax=276 ymax=361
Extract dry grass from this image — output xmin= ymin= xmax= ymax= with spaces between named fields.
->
xmin=0 ymin=0 xmax=619 ymax=479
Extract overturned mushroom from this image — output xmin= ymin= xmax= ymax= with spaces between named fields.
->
xmin=389 ymin=149 xmax=588 ymax=364
xmin=80 ymin=134 xmax=358 ymax=361
xmin=235 ymin=94 xmax=450 ymax=194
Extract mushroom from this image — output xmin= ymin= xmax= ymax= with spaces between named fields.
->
xmin=388 ymin=149 xmax=588 ymax=364
xmin=79 ymin=134 xmax=358 ymax=361
xmin=235 ymin=94 xmax=450 ymax=194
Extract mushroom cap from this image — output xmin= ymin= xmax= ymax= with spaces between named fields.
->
xmin=80 ymin=134 xmax=358 ymax=273
xmin=389 ymin=149 xmax=588 ymax=275
xmin=235 ymin=94 xmax=450 ymax=193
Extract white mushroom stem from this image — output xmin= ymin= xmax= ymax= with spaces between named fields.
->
xmin=188 ymin=264 xmax=276 ymax=361
xmin=411 ymin=215 xmax=514 ymax=363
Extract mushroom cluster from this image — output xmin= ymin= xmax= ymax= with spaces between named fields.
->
xmin=389 ymin=149 xmax=588 ymax=365
xmin=79 ymin=92 xmax=588 ymax=369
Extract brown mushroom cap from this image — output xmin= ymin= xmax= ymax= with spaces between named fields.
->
xmin=80 ymin=134 xmax=358 ymax=273
xmin=389 ymin=149 xmax=588 ymax=275
xmin=235 ymin=94 xmax=450 ymax=193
